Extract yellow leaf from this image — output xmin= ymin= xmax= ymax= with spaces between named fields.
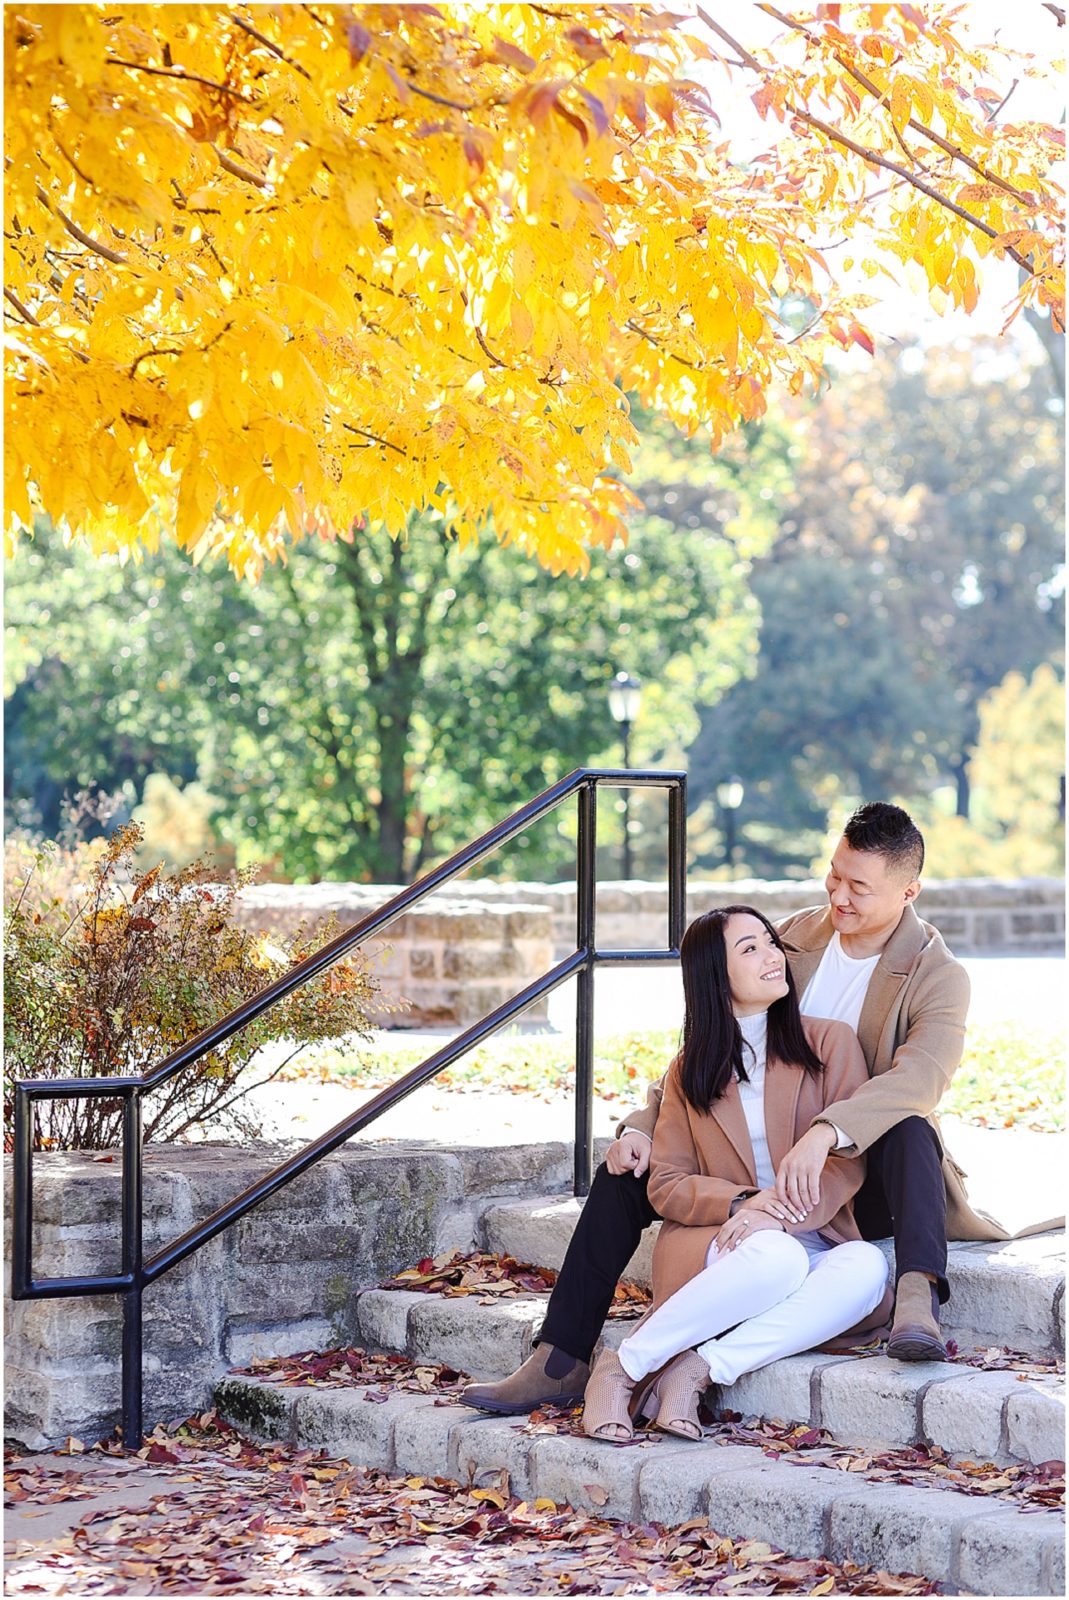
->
xmin=889 ymin=78 xmax=912 ymax=132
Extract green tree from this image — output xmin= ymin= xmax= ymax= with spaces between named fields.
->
xmin=6 ymin=423 xmax=772 ymax=878
xmin=691 ymin=341 xmax=1064 ymax=873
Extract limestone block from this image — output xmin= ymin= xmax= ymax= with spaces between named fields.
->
xmin=227 ymin=1258 xmax=361 ymax=1320
xmin=458 ymin=1148 xmax=573 ymax=1203
xmin=828 ymin=1484 xmax=994 ymax=1587
xmin=1010 ymin=910 xmax=1063 ymax=936
xmin=530 ymin=1432 xmax=659 ymax=1521
xmin=956 ymin=1507 xmax=1064 ymax=1597
xmin=818 ymin=1355 xmax=962 ymax=1449
xmin=1043 ymin=1529 xmax=1065 ymax=1594
xmin=482 ymin=1197 xmax=582 ymax=1271
xmin=442 ymin=946 xmax=524 ymax=981
xmin=433 ymin=1205 xmax=479 ymax=1257
xmin=406 ymin=1295 xmax=540 ymax=1378
xmin=921 ymin=1369 xmax=1019 ymax=1461
xmin=224 ymin=1318 xmax=336 ymax=1369
xmin=725 ymin=1353 xmax=847 ymax=1428
xmin=450 ymin=983 xmax=517 ymax=1023
xmin=354 ymin=1290 xmax=418 ymax=1355
xmin=393 ymin=1398 xmax=467 ymax=1477
xmin=637 ymin=1443 xmax=770 ymax=1527
xmin=1004 ymin=1380 xmax=1066 ymax=1466
xmin=3 ymin=1363 xmax=109 ymax=1452
xmin=503 ymin=907 xmax=553 ymax=941
xmin=946 ymin=1238 xmax=1064 ymax=1355
xmin=215 ymin=1375 xmax=297 ymax=1443
xmin=704 ymin=1463 xmax=829 ymax=1557
xmin=408 ymin=946 xmax=440 ymax=979
xmin=292 ymin=1385 xmax=437 ymax=1469
xmin=972 ymin=913 xmax=1009 ymax=948
xmin=449 ymin=1415 xmax=537 ymax=1500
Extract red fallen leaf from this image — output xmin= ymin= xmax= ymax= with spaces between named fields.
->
xmin=146 ymin=1442 xmax=180 ymax=1464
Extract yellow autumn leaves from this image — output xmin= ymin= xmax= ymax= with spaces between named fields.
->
xmin=3 ymin=4 xmax=1063 ymax=580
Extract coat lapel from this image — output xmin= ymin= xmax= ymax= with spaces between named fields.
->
xmin=764 ymin=1056 xmax=804 ymax=1174
xmin=780 ymin=908 xmax=834 ymax=1002
xmin=856 ymin=905 xmax=928 ymax=1071
xmin=710 ymin=1077 xmax=757 ymax=1185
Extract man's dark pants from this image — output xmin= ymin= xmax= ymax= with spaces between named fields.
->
xmin=537 ymin=1115 xmax=949 ymax=1364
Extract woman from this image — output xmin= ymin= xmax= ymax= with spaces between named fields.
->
xmin=583 ymin=906 xmax=892 ymax=1442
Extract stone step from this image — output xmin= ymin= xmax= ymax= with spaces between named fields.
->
xmin=480 ymin=1195 xmax=1066 ymax=1356
xmin=353 ymin=1287 xmax=1065 ymax=1469
xmin=214 ymin=1371 xmax=1065 ymax=1596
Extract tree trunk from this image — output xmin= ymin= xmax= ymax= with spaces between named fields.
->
xmin=952 ymin=757 xmax=971 ymax=819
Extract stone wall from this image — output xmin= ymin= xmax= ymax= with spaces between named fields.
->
xmin=3 ymin=1138 xmax=598 ymax=1451
xmin=234 ymin=891 xmax=554 ymax=1028
xmin=235 ymin=878 xmax=1065 ymax=1028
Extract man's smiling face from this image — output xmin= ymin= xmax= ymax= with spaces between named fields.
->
xmin=825 ymin=837 xmax=920 ymax=949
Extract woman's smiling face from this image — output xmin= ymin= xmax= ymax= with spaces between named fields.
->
xmin=723 ymin=912 xmax=789 ymax=1016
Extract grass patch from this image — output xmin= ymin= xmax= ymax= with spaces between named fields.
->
xmin=286 ymin=1021 xmax=1063 ymax=1132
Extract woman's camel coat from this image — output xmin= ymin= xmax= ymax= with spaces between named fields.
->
xmin=648 ymin=1014 xmax=893 ymax=1333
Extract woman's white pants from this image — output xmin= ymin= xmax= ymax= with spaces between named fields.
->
xmin=617 ymin=1230 xmax=889 ymax=1387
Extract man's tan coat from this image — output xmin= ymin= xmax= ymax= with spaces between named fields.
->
xmin=621 ymin=902 xmax=1010 ymax=1243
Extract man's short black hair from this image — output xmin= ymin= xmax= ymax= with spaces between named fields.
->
xmin=843 ymin=801 xmax=924 ymax=880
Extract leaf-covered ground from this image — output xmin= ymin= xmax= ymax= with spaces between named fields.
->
xmin=7 ymin=1369 xmax=1063 ymax=1598
xmin=0 ymin=1419 xmax=936 ymax=1599
xmin=284 ymin=1021 xmax=1064 ymax=1132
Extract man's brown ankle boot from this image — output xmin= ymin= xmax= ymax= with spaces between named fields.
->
xmin=886 ymin=1272 xmax=947 ymax=1362
xmin=459 ymin=1344 xmax=590 ymax=1414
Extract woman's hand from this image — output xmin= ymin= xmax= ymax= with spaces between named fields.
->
xmin=714 ymin=1208 xmax=786 ymax=1253
xmin=736 ymin=1188 xmax=805 ymax=1227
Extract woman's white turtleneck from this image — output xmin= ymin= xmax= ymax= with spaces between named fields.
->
xmin=736 ymin=1009 xmax=829 ymax=1257
xmin=737 ymin=1012 xmax=775 ymax=1189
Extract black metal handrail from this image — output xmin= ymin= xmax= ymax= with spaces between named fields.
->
xmin=10 ymin=768 xmax=686 ymax=1448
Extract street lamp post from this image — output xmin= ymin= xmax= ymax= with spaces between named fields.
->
xmin=608 ymin=671 xmax=642 ymax=881
xmin=716 ymin=775 xmax=745 ymax=872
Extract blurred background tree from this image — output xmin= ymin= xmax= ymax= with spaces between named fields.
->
xmin=6 ymin=337 xmax=1063 ymax=884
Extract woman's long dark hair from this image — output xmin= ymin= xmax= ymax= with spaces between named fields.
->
xmin=678 ymin=906 xmax=824 ymax=1114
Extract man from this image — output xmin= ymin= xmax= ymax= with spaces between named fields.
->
xmin=461 ymin=801 xmax=1009 ymax=1415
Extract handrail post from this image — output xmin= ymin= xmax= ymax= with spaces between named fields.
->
xmin=668 ymin=776 xmax=687 ymax=948
xmin=120 ymin=1093 xmax=144 ymax=1450
xmin=574 ymin=778 xmax=597 ymax=1196
xmin=11 ymin=1088 xmax=33 ymax=1298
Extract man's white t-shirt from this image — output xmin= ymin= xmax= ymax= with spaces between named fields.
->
xmin=799 ymin=930 xmax=881 ymax=1150
xmin=800 ymin=931 xmax=880 ymax=1032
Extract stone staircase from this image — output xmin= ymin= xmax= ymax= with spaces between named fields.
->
xmin=217 ymin=1197 xmax=1065 ymax=1596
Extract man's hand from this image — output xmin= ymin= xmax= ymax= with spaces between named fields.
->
xmin=606 ymin=1130 xmax=652 ymax=1177
xmin=775 ymin=1123 xmax=838 ymax=1215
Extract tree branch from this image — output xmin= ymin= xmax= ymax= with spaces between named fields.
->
xmin=4 ymin=285 xmax=40 ymax=325
xmin=755 ymin=4 xmax=1033 ymax=205
xmin=229 ymin=12 xmax=312 ymax=78
xmin=341 ymin=421 xmax=408 ymax=456
xmin=793 ymin=109 xmax=1036 ymax=274
xmin=35 ymin=184 xmax=128 ymax=263
xmin=211 ymin=143 xmax=268 ymax=188
xmin=105 ymin=56 xmax=251 ymax=100
xmin=625 ymin=317 xmax=700 ymax=369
